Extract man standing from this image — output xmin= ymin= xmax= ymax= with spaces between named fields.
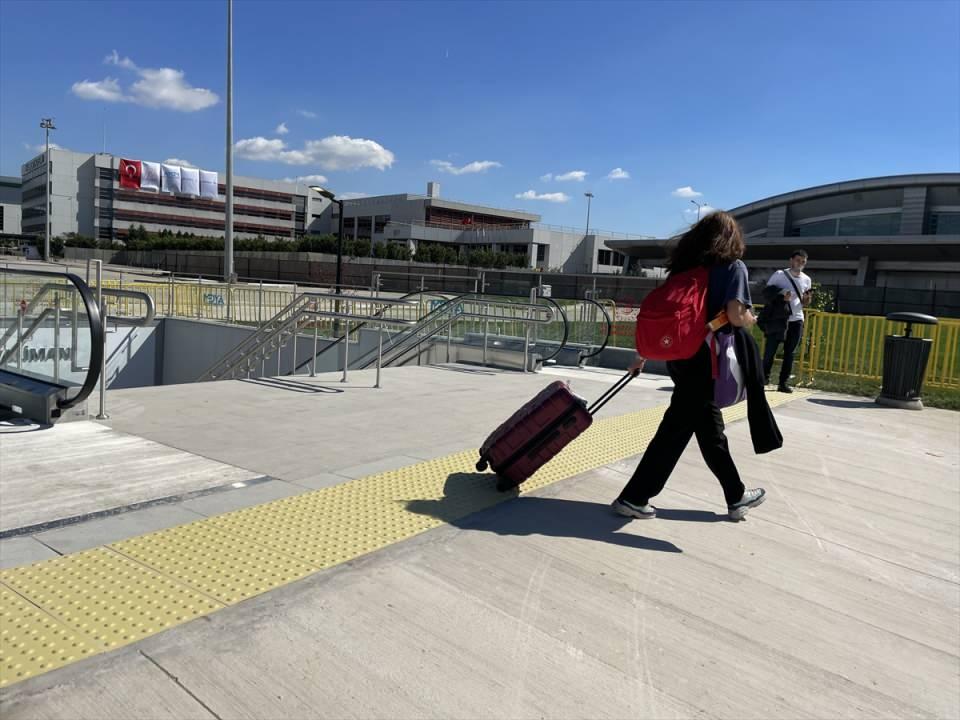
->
xmin=762 ymin=250 xmax=812 ymax=393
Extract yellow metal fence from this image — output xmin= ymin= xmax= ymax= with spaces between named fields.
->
xmin=796 ymin=311 xmax=960 ymax=389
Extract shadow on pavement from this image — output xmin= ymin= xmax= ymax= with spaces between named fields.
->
xmin=806 ymin=397 xmax=880 ymax=409
xmin=654 ymin=508 xmax=725 ymax=523
xmin=406 ymin=472 xmax=682 ymax=554
xmin=239 ymin=377 xmax=344 ymax=394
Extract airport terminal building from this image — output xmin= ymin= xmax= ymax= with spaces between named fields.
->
xmin=607 ymin=174 xmax=960 ymax=291
xmin=18 ymin=148 xmax=638 ymax=274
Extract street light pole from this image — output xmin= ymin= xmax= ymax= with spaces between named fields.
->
xmin=224 ymin=0 xmax=235 ymax=283
xmin=690 ymin=199 xmax=705 ymax=222
xmin=584 ymin=192 xmax=594 ymax=236
xmin=310 ymin=186 xmax=346 ymax=334
xmin=40 ymin=118 xmax=56 ymax=261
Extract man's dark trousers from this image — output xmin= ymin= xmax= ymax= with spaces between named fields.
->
xmin=763 ymin=320 xmax=804 ymax=386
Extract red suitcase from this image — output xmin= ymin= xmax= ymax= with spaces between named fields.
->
xmin=477 ymin=372 xmax=635 ymax=491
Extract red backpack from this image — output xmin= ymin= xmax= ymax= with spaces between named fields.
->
xmin=634 ymin=266 xmax=710 ymax=360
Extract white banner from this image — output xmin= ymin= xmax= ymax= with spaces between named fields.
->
xmin=141 ymin=161 xmax=161 ymax=192
xmin=161 ymin=164 xmax=181 ymax=194
xmin=199 ymin=170 xmax=219 ymax=199
xmin=180 ymin=167 xmax=200 ymax=196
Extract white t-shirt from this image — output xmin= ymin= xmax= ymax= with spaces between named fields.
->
xmin=766 ymin=269 xmax=812 ymax=322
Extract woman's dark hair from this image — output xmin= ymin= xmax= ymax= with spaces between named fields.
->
xmin=666 ymin=211 xmax=745 ymax=275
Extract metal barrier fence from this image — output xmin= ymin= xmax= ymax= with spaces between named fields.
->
xmin=609 ymin=311 xmax=960 ymax=389
xmin=796 ymin=311 xmax=959 ymax=389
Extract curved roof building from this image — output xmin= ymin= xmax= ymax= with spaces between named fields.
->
xmin=608 ymin=173 xmax=960 ymax=291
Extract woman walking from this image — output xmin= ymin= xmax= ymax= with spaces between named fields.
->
xmin=614 ymin=211 xmax=768 ymax=522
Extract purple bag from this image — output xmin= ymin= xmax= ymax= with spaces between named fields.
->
xmin=711 ymin=331 xmax=746 ymax=409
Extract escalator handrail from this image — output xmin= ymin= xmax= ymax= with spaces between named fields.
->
xmin=0 ymin=267 xmax=104 ymax=410
xmin=575 ymin=297 xmax=612 ymax=361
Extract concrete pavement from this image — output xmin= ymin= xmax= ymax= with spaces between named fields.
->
xmin=0 ymin=365 xmax=957 ymax=719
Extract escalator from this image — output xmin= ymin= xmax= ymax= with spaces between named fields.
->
xmin=0 ymin=267 xmax=104 ymax=423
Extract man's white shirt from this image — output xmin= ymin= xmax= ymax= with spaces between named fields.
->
xmin=766 ymin=269 xmax=812 ymax=322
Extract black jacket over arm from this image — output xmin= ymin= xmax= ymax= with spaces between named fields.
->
xmin=732 ymin=326 xmax=783 ymax=454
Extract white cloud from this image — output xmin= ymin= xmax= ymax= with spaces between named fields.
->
xmin=235 ymin=134 xmax=395 ymax=171
xmin=71 ymin=51 xmax=219 ymax=112
xmin=276 ymin=122 xmax=289 ymax=135
xmin=672 ymin=185 xmax=702 ymax=198
xmin=164 ymin=157 xmax=195 ymax=167
xmin=104 ymin=49 xmax=137 ymax=70
xmin=430 ymin=160 xmax=501 ymax=175
xmin=307 ymin=136 xmax=394 ymax=171
xmin=540 ymin=173 xmax=553 ymax=182
xmin=607 ymin=167 xmax=631 ymax=181
xmin=281 ymin=174 xmax=329 ymax=185
xmin=298 ymin=109 xmax=317 ymax=118
xmin=685 ymin=204 xmax=716 ymax=218
xmin=515 ymin=190 xmax=570 ymax=203
xmin=71 ymin=78 xmax=126 ymax=103
xmin=24 ymin=142 xmax=62 ymax=153
xmin=555 ymin=170 xmax=587 ymax=182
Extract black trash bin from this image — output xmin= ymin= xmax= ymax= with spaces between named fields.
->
xmin=876 ymin=312 xmax=938 ymax=410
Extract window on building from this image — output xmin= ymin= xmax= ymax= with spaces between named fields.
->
xmin=357 ymin=216 xmax=372 ymax=239
xmin=536 ymin=244 xmax=546 ymax=261
xmin=790 ymin=219 xmax=838 ymax=237
xmin=374 ymin=214 xmax=390 ymax=233
xmin=0 ymin=206 xmax=4 ymax=231
xmin=598 ymin=250 xmax=624 ymax=266
xmin=930 ymin=212 xmax=960 ymax=235
xmin=838 ymin=213 xmax=901 ymax=236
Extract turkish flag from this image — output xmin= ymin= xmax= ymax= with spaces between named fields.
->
xmin=119 ymin=159 xmax=142 ymax=189
xmin=461 ymin=217 xmax=473 ymax=225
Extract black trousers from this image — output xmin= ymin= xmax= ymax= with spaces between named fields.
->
xmin=763 ymin=320 xmax=804 ymax=386
xmin=618 ymin=345 xmax=745 ymax=507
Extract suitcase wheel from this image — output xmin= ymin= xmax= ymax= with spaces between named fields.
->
xmin=476 ymin=458 xmax=488 ymax=472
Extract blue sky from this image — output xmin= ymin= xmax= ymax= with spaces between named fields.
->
xmin=1 ymin=0 xmax=957 ymax=237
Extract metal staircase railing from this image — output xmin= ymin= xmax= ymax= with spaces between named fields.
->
xmin=197 ymin=291 xmax=424 ymax=382
xmin=354 ymin=294 xmax=565 ymax=371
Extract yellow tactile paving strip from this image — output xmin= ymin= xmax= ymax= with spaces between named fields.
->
xmin=0 ymin=391 xmax=805 ymax=688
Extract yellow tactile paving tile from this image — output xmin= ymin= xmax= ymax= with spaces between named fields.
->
xmin=0 ymin=548 xmax=223 ymax=677
xmin=0 ymin=391 xmax=806 ymax=688
xmin=111 ymin=521 xmax=318 ymax=605
xmin=0 ymin=585 xmax=94 ymax=688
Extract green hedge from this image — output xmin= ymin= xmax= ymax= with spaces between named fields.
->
xmin=59 ymin=225 xmax=528 ymax=269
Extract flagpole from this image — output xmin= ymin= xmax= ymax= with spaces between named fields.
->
xmin=224 ymin=0 xmax=235 ymax=283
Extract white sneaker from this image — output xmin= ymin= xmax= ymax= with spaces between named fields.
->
xmin=612 ymin=499 xmax=657 ymax=519
xmin=728 ymin=488 xmax=766 ymax=522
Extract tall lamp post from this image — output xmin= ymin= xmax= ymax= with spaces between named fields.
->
xmin=40 ymin=117 xmax=56 ymax=261
xmin=224 ymin=0 xmax=235 ymax=283
xmin=310 ymin=185 xmax=345 ymax=334
xmin=690 ymin=199 xmax=705 ymax=222
xmin=584 ymin=192 xmax=594 ymax=236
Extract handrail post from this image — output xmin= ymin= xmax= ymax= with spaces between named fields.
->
xmin=483 ymin=301 xmax=489 ymax=367
xmin=341 ymin=322 xmax=349 ymax=383
xmin=196 ymin=275 xmax=202 ymax=319
xmin=258 ymin=280 xmax=263 ymax=324
xmin=95 ymin=260 xmax=109 ymax=420
xmin=311 ymin=305 xmax=318 ymax=377
xmin=292 ymin=313 xmax=298 ymax=376
xmin=15 ymin=305 xmax=23 ymax=370
xmin=375 ymin=322 xmax=383 ymax=388
xmin=53 ymin=294 xmax=61 ymax=383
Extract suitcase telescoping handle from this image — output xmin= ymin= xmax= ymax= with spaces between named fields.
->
xmin=586 ymin=369 xmax=638 ymax=416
